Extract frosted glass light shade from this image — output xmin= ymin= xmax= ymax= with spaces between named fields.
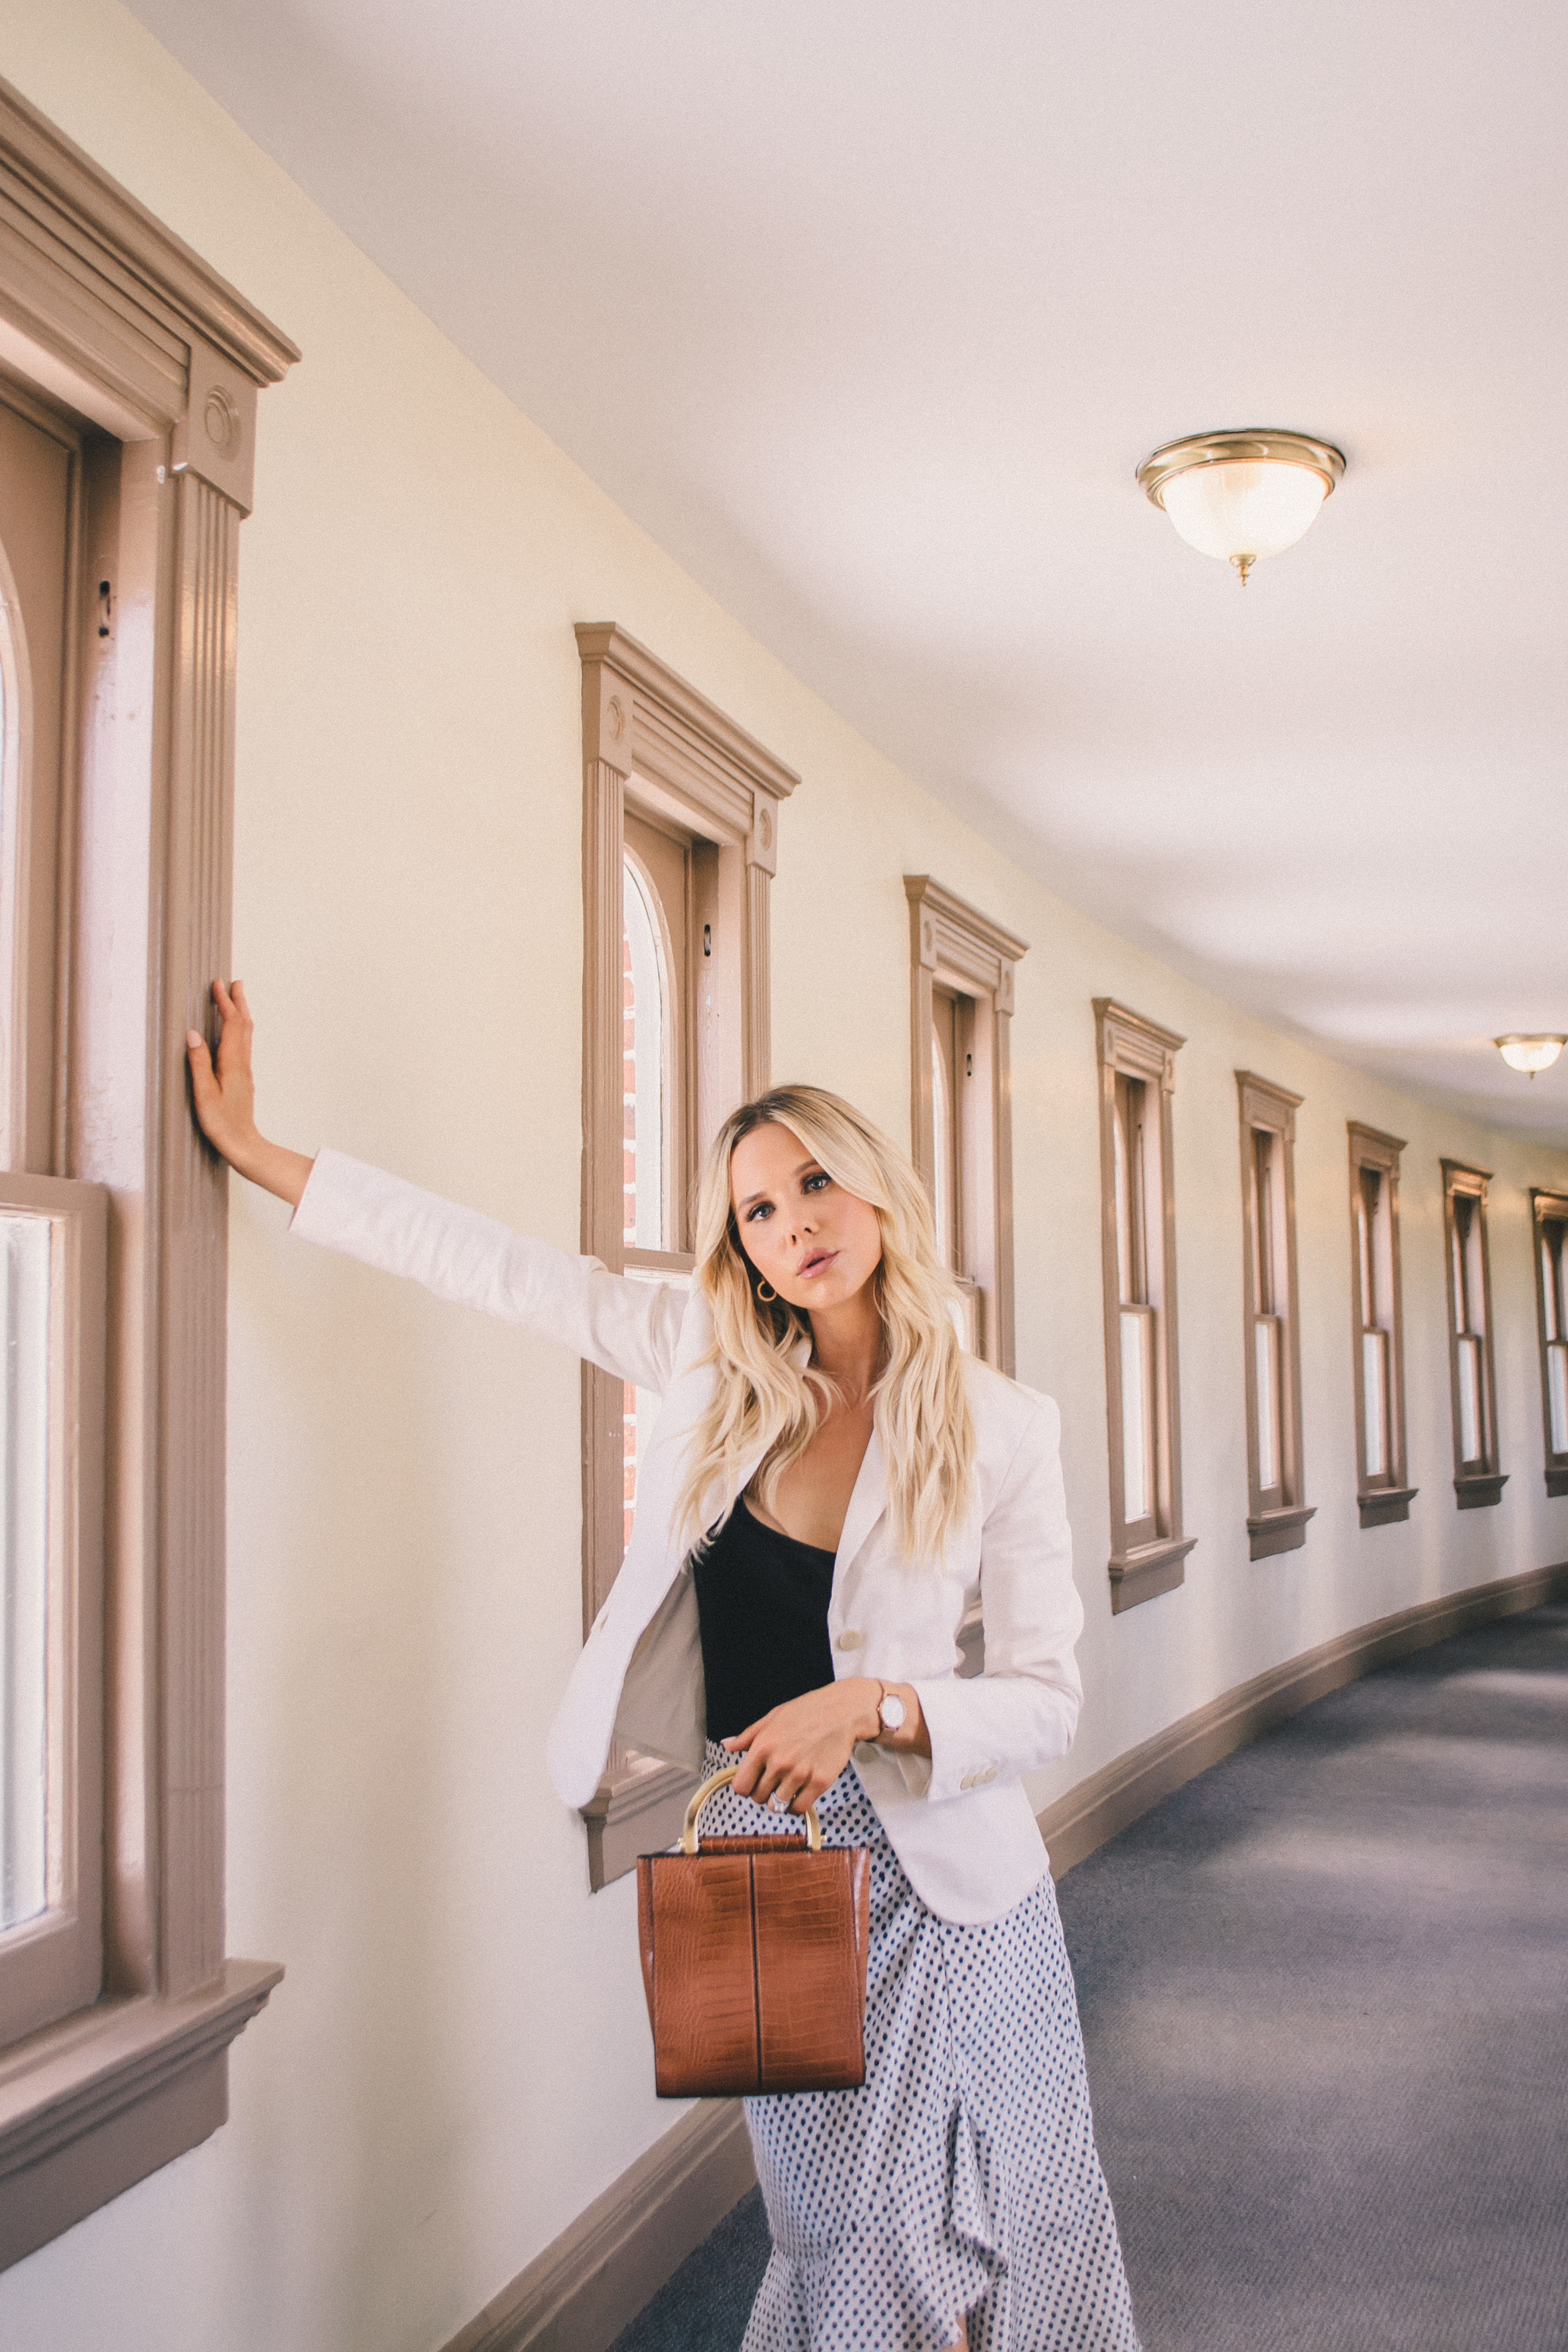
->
xmin=1136 ymin=432 xmax=1345 ymax=583
xmin=1159 ymin=460 xmax=1327 ymax=562
xmin=1495 ymin=1035 xmax=1565 ymax=1075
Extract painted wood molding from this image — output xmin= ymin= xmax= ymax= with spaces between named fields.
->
xmin=441 ymin=2099 xmax=756 ymax=2352
xmin=903 ymin=876 xmax=1028 ymax=1377
xmin=1038 ymin=1558 xmax=1568 ymax=1878
xmin=1093 ymin=998 xmax=1191 ymax=1607
xmin=0 ymin=1959 xmax=282 ymax=2271
xmin=575 ymin=627 xmax=798 ymax=1885
xmin=0 ymin=72 xmax=295 ymax=2267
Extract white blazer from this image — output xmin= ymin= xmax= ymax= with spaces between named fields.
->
xmin=291 ymin=1149 xmax=1086 ymax=1924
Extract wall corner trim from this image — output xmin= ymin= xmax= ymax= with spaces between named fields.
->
xmin=1038 ymin=1559 xmax=1568 ymax=1879
xmin=440 ymin=2099 xmax=754 ymax=2352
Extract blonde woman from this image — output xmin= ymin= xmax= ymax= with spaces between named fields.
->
xmin=188 ymin=980 xmax=1141 ymax=2352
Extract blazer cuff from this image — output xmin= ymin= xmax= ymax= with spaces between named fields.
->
xmin=288 ymin=1145 xmax=381 ymax=1251
xmin=909 ymin=1676 xmax=1012 ymax=1804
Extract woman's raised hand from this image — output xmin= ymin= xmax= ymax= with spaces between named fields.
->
xmin=722 ymin=1677 xmax=928 ymax=1816
xmin=186 ymin=980 xmax=315 ymax=1207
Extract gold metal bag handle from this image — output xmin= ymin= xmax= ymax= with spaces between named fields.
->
xmin=680 ymin=1763 xmax=824 ymax=1855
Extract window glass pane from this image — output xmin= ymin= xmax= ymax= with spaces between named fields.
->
xmin=1 ymin=1209 xmax=51 ymax=1931
xmin=1253 ymin=1131 xmax=1275 ymax=1315
xmin=1113 ymin=1089 xmax=1131 ymax=1300
xmin=621 ymin=1269 xmax=688 ymax=1560
xmin=1543 ymin=1235 xmax=1561 ymax=1343
xmin=1457 ymin=1334 xmax=1483 ymax=1464
xmin=622 ymin=857 xmax=667 ymax=1253
xmin=1120 ymin=1307 xmax=1152 ymax=1523
xmin=621 ymin=1379 xmax=665 ymax=1562
xmin=931 ymin=1030 xmax=951 ymax=1271
xmin=1549 ymin=1341 xmax=1568 ymax=1456
xmin=1363 ymin=1329 xmax=1388 ymax=1479
xmin=1114 ymin=1077 xmax=1149 ymax=1306
xmin=949 ymin=1279 xmax=980 ymax=1356
xmin=1358 ymin=1169 xmax=1382 ymax=1324
xmin=1256 ymin=1315 xmax=1281 ymax=1491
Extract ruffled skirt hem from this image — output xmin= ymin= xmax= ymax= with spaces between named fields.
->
xmin=696 ymin=1744 xmax=1140 ymax=2352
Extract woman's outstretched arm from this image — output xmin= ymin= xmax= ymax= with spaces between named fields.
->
xmin=187 ymin=979 xmax=315 ymax=1206
xmin=189 ymin=978 xmax=688 ymax=1393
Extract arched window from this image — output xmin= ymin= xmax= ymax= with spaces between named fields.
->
xmin=930 ymin=1017 xmax=952 ymax=1268
xmin=0 ymin=408 xmax=108 ymax=2052
xmin=1533 ymin=1192 xmax=1568 ymax=1494
xmin=622 ymin=851 xmax=669 ymax=1255
xmin=905 ymin=878 xmax=1024 ymax=1369
xmin=1441 ymin=1161 xmax=1504 ymax=1509
xmin=1237 ymin=1073 xmax=1312 ymax=1560
xmin=1348 ymin=1123 xmax=1414 ymax=1526
xmin=1095 ymin=999 xmax=1195 ymax=1612
xmin=620 ymin=846 xmax=675 ymax=1550
xmin=0 ymin=89 xmax=294 ymax=2263
xmin=578 ymin=626 xmax=796 ymax=1888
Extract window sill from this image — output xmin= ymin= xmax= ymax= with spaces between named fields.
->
xmin=1545 ymin=1466 xmax=1568 ymax=1500
xmin=1247 ymin=1503 xmax=1316 ymax=1560
xmin=583 ymin=1755 xmax=699 ymax=1891
xmin=0 ymin=1957 xmax=282 ymax=2272
xmin=1108 ymin=1536 xmax=1196 ymax=1614
xmin=1358 ymin=1485 xmax=1417 ymax=1528
xmin=1454 ymin=1471 xmax=1508 ymax=1510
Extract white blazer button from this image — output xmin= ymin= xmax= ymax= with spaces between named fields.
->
xmin=836 ymin=1630 xmax=863 ymax=1650
xmin=982 ymin=1765 xmax=997 ymax=1784
xmin=959 ymin=1772 xmax=974 ymax=1790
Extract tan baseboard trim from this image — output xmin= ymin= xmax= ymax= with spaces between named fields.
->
xmin=441 ymin=2098 xmax=755 ymax=2352
xmin=1041 ymin=1558 xmax=1568 ymax=1878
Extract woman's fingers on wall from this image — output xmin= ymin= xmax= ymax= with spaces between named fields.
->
xmin=183 ymin=981 xmax=262 ymax=1160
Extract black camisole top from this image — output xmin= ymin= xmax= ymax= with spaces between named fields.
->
xmin=692 ymin=1498 xmax=837 ymax=1742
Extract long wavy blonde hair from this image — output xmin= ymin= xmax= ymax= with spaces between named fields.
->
xmin=673 ymin=1085 xmax=977 ymax=1563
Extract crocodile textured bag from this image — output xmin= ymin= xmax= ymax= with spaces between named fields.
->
xmin=635 ymin=1764 xmax=872 ymax=2098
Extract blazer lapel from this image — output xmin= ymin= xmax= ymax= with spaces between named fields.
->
xmin=833 ymin=1427 xmax=888 ymax=1583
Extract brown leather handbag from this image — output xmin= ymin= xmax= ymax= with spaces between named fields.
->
xmin=636 ymin=1764 xmax=872 ymax=2098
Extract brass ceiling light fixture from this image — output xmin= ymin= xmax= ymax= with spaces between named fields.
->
xmin=1494 ymin=1035 xmax=1566 ymax=1079
xmin=1137 ymin=430 xmax=1346 ymax=585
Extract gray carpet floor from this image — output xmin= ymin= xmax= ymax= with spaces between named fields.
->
xmin=610 ymin=1602 xmax=1568 ymax=2351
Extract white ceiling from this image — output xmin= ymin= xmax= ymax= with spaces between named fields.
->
xmin=130 ymin=0 xmax=1568 ymax=1138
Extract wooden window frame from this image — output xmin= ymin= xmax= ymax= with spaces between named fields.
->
xmin=576 ymin=623 xmax=796 ymax=1890
xmin=1236 ymin=1074 xmax=1315 ymax=1558
xmin=1094 ymin=1000 xmax=1195 ymax=1612
xmin=0 ymin=77 xmax=295 ymax=2270
xmin=1440 ymin=1161 xmax=1506 ymax=1509
xmin=1348 ymin=1122 xmax=1416 ymax=1527
xmin=903 ymin=877 xmax=1027 ymax=1376
xmin=1528 ymin=1188 xmax=1568 ymax=1499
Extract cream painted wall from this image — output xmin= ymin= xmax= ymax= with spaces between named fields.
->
xmin=1 ymin=3 xmax=1565 ymax=2347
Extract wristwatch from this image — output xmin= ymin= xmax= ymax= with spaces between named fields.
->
xmin=875 ymin=1683 xmax=907 ymax=1739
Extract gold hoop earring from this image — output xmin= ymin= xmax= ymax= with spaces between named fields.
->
xmin=757 ymin=1280 xmax=778 ymax=1303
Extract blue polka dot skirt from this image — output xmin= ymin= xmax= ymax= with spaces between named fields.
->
xmin=699 ymin=1744 xmax=1142 ymax=2352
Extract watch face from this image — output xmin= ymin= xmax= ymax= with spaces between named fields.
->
xmin=879 ymin=1692 xmax=907 ymax=1732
